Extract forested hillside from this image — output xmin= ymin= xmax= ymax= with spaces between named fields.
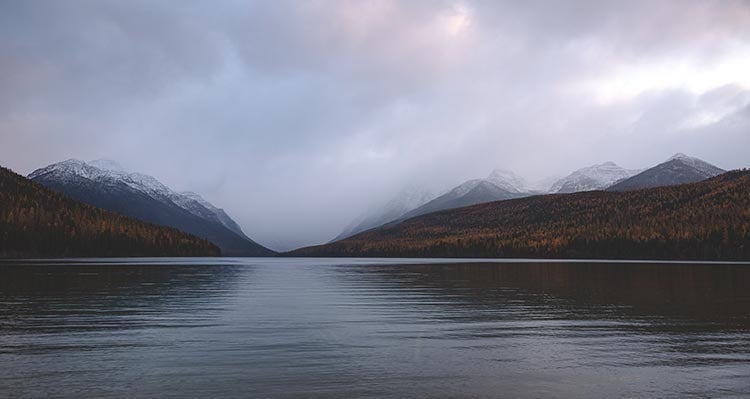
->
xmin=0 ymin=166 xmax=220 ymax=258
xmin=291 ymin=170 xmax=750 ymax=261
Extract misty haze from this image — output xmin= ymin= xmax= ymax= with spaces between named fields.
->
xmin=1 ymin=1 xmax=749 ymax=398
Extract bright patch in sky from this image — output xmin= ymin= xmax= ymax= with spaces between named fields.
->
xmin=582 ymin=46 xmax=750 ymax=105
xmin=439 ymin=3 xmax=471 ymax=37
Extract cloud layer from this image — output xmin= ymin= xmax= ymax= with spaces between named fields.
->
xmin=2 ymin=0 xmax=749 ymax=249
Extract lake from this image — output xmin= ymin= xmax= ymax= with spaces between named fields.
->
xmin=1 ymin=258 xmax=749 ymax=398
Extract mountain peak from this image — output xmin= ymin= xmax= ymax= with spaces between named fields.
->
xmin=487 ymin=169 xmax=526 ymax=193
xmin=551 ymin=162 xmax=639 ymax=193
xmin=52 ymin=158 xmax=89 ymax=170
xmin=668 ymin=153 xmax=692 ymax=162
xmin=29 ymin=159 xmax=101 ymax=180
xmin=60 ymin=158 xmax=87 ymax=166
xmin=663 ymin=153 xmax=723 ymax=176
xmin=608 ymin=154 xmax=725 ymax=192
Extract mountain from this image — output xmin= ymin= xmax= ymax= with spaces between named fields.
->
xmin=486 ymin=169 xmax=527 ymax=193
xmin=608 ymin=154 xmax=725 ymax=192
xmin=333 ymin=186 xmax=436 ymax=241
xmin=335 ymin=169 xmax=531 ymax=242
xmin=87 ymin=160 xmax=245 ymax=236
xmin=29 ymin=159 xmax=274 ymax=256
xmin=289 ymin=170 xmax=750 ymax=261
xmin=401 ymin=179 xmax=525 ymax=220
xmin=550 ymin=162 xmax=639 ymax=193
xmin=0 ymin=165 xmax=219 ymax=258
xmin=179 ymin=191 xmax=251 ymax=240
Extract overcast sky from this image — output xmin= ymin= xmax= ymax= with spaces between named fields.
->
xmin=1 ymin=0 xmax=749 ymax=250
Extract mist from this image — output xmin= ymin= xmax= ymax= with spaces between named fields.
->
xmin=1 ymin=0 xmax=749 ymax=250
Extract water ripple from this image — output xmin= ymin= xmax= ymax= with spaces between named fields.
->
xmin=1 ymin=259 xmax=749 ymax=398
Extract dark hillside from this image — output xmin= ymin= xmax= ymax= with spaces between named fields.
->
xmin=0 ymin=166 xmax=219 ymax=258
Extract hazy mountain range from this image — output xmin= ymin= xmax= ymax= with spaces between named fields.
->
xmin=400 ymin=179 xmax=524 ymax=221
xmin=291 ymin=170 xmax=750 ymax=261
xmin=334 ymin=170 xmax=529 ymax=241
xmin=333 ymin=185 xmax=436 ymax=242
xmin=29 ymin=159 xmax=273 ymax=256
xmin=334 ymin=154 xmax=725 ymax=242
xmin=14 ymin=153 xmax=728 ymax=256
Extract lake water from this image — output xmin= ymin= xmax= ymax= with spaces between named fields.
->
xmin=1 ymin=258 xmax=749 ymax=398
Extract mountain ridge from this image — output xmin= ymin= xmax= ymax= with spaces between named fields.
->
xmin=400 ymin=179 xmax=525 ymax=220
xmin=333 ymin=185 xmax=436 ymax=242
xmin=289 ymin=170 xmax=750 ymax=260
xmin=550 ymin=161 xmax=640 ymax=193
xmin=608 ymin=154 xmax=724 ymax=192
xmin=0 ymin=165 xmax=220 ymax=258
xmin=29 ymin=159 xmax=273 ymax=256
xmin=332 ymin=154 xmax=723 ymax=245
xmin=334 ymin=169 xmax=530 ymax=241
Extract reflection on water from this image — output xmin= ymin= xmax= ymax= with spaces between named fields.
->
xmin=1 ymin=258 xmax=749 ymax=398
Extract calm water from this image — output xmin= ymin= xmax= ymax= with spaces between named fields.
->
xmin=1 ymin=258 xmax=749 ymax=398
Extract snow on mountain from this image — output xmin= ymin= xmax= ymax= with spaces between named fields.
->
xmin=608 ymin=153 xmax=725 ymax=192
xmin=385 ymin=186 xmax=437 ymax=215
xmin=667 ymin=153 xmax=724 ymax=178
xmin=29 ymin=159 xmax=248 ymax=239
xmin=180 ymin=191 xmax=250 ymax=239
xmin=550 ymin=162 xmax=640 ymax=193
xmin=45 ymin=159 xmax=177 ymax=205
xmin=29 ymin=159 xmax=105 ymax=182
xmin=486 ymin=169 xmax=527 ymax=193
xmin=451 ymin=179 xmax=486 ymax=197
xmin=334 ymin=185 xmax=436 ymax=241
xmin=335 ymin=168 xmax=528 ymax=241
xmin=401 ymin=179 xmax=526 ymax=220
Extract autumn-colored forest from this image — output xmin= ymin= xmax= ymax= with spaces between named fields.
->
xmin=292 ymin=170 xmax=750 ymax=261
xmin=0 ymin=166 xmax=219 ymax=258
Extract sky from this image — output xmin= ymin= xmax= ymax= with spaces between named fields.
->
xmin=1 ymin=0 xmax=750 ymax=250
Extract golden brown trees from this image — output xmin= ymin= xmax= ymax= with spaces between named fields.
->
xmin=292 ymin=170 xmax=750 ymax=261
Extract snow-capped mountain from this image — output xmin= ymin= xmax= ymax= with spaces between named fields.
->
xmin=333 ymin=186 xmax=436 ymax=241
xmin=550 ymin=162 xmax=640 ymax=193
xmin=29 ymin=159 xmax=273 ymax=256
xmin=35 ymin=159 xmax=223 ymax=225
xmin=179 ymin=191 xmax=250 ymax=240
xmin=334 ymin=168 xmax=531 ymax=241
xmin=401 ymin=179 xmax=526 ymax=220
xmin=666 ymin=153 xmax=725 ymax=177
xmin=486 ymin=169 xmax=527 ymax=193
xmin=608 ymin=153 xmax=724 ymax=192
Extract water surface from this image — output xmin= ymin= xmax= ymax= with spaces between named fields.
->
xmin=1 ymin=258 xmax=749 ymax=398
